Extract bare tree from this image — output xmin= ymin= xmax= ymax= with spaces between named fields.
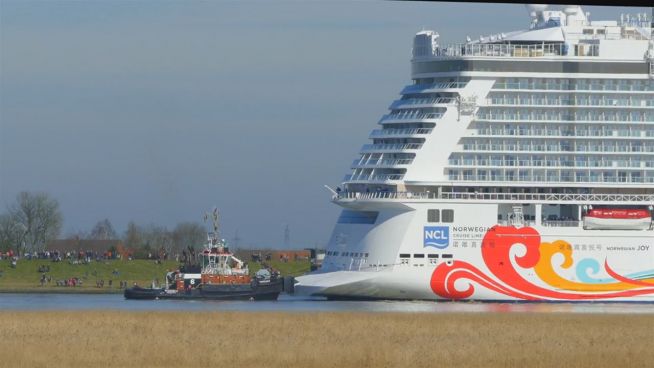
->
xmin=89 ymin=218 xmax=117 ymax=240
xmin=7 ymin=192 xmax=63 ymax=254
xmin=124 ymin=221 xmax=143 ymax=249
xmin=141 ymin=224 xmax=173 ymax=256
xmin=0 ymin=214 xmax=26 ymax=252
xmin=172 ymin=222 xmax=206 ymax=251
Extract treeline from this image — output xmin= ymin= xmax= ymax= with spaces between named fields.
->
xmin=120 ymin=221 xmax=206 ymax=259
xmin=0 ymin=191 xmax=207 ymax=257
xmin=0 ymin=192 xmax=62 ymax=255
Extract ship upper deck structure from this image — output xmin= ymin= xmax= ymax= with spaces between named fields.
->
xmin=344 ymin=5 xmax=654 ymax=197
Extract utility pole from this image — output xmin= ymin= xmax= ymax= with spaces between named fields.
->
xmin=232 ymin=229 xmax=240 ymax=247
xmin=649 ymin=7 xmax=654 ymax=77
xmin=284 ymin=224 xmax=290 ymax=247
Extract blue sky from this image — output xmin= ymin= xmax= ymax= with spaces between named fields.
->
xmin=0 ymin=1 xmax=648 ymax=248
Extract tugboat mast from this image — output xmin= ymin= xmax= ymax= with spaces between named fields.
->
xmin=204 ymin=207 xmax=221 ymax=246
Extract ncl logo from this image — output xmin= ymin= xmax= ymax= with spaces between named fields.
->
xmin=424 ymin=226 xmax=449 ymax=249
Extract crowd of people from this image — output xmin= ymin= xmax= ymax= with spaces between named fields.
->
xmin=17 ymin=250 xmax=118 ymax=263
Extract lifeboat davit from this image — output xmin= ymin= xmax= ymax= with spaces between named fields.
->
xmin=583 ymin=209 xmax=652 ymax=230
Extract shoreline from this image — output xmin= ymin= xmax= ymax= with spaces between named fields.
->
xmin=0 ymin=287 xmax=122 ymax=294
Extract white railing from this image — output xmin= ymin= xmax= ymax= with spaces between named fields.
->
xmin=446 ymin=174 xmax=654 ymax=184
xmin=448 ymin=158 xmax=643 ymax=169
xmin=391 ymin=97 xmax=457 ymax=108
xmin=380 ymin=112 xmax=443 ymax=122
xmin=492 ymin=82 xmax=654 ymax=92
xmin=344 ymin=174 xmax=404 ymax=182
xmin=486 ymin=98 xmax=654 ymax=108
xmin=360 ymin=143 xmax=423 ymax=152
xmin=475 ymin=116 xmax=654 ymax=124
xmin=542 ymin=220 xmax=581 ymax=227
xmin=474 ymin=129 xmax=651 ymax=138
xmin=333 ymin=191 xmax=654 ymax=203
xmin=401 ymin=82 xmax=468 ymax=94
xmin=352 ymin=158 xmax=414 ymax=167
xmin=423 ymin=43 xmax=599 ymax=59
xmin=369 ymin=128 xmax=433 ymax=137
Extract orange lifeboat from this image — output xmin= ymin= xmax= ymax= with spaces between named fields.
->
xmin=584 ymin=209 xmax=652 ymax=230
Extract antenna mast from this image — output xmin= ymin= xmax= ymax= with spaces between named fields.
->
xmin=204 ymin=207 xmax=221 ymax=243
xmin=649 ymin=7 xmax=654 ymax=77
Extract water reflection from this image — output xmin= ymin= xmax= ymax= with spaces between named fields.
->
xmin=0 ymin=293 xmax=652 ymax=314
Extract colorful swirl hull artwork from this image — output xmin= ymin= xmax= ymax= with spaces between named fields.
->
xmin=430 ymin=225 xmax=654 ymax=301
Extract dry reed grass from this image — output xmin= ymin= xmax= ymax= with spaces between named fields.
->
xmin=1 ymin=311 xmax=652 ymax=368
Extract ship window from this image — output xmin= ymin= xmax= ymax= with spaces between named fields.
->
xmin=333 ymin=251 xmax=339 ymax=256
xmin=364 ymin=253 xmax=369 ymax=257
xmin=413 ymin=254 xmax=425 ymax=258
xmin=427 ymin=209 xmax=440 ymax=222
xmin=442 ymin=209 xmax=454 ymax=223
xmin=399 ymin=253 xmax=410 ymax=258
xmin=428 ymin=254 xmax=439 ymax=258
xmin=337 ymin=210 xmax=379 ymax=224
xmin=442 ymin=254 xmax=453 ymax=259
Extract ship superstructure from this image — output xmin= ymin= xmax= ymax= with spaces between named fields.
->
xmin=295 ymin=5 xmax=654 ymax=302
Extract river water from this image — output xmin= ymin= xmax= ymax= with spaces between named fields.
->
xmin=1 ymin=293 xmax=654 ymax=313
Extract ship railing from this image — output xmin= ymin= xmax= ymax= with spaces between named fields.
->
xmin=333 ymin=191 xmax=654 ymax=203
xmin=421 ymin=43 xmax=599 ymax=59
xmin=391 ymin=97 xmax=457 ymax=108
xmin=498 ymin=220 xmax=536 ymax=227
xmin=485 ymin=98 xmax=654 ymax=108
xmin=492 ymin=82 xmax=654 ymax=92
xmin=369 ymin=128 xmax=433 ymax=137
xmin=401 ymin=82 xmax=468 ymax=94
xmin=360 ymin=143 xmax=424 ymax=152
xmin=343 ymin=174 xmax=405 ymax=182
xmin=352 ymin=158 xmax=414 ymax=167
xmin=380 ymin=112 xmax=444 ymax=122
xmin=542 ymin=220 xmax=581 ymax=227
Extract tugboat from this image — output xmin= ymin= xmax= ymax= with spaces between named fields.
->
xmin=125 ymin=209 xmax=284 ymax=301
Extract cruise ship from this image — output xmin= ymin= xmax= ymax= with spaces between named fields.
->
xmin=294 ymin=5 xmax=654 ymax=302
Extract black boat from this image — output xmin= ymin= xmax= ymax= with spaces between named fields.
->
xmin=124 ymin=278 xmax=284 ymax=301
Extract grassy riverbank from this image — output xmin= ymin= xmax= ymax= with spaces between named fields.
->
xmin=0 ymin=258 xmax=310 ymax=292
xmin=1 ymin=311 xmax=652 ymax=368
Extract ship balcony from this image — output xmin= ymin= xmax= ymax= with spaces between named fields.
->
xmin=390 ymin=97 xmax=457 ymax=109
xmin=360 ymin=143 xmax=423 ymax=153
xmin=414 ymin=43 xmax=598 ymax=60
xmin=448 ymin=159 xmax=648 ymax=170
xmin=401 ymin=82 xmax=467 ymax=94
xmin=491 ymin=83 xmax=654 ymax=94
xmin=484 ymin=100 xmax=654 ymax=109
xmin=474 ymin=128 xmax=654 ymax=139
xmin=343 ymin=173 xmax=405 ymax=183
xmin=378 ymin=112 xmax=443 ymax=124
xmin=351 ymin=158 xmax=414 ymax=168
xmin=474 ymin=115 xmax=654 ymax=124
xmin=332 ymin=191 xmax=654 ymax=204
xmin=369 ymin=128 xmax=433 ymax=138
xmin=458 ymin=143 xmax=654 ymax=154
xmin=446 ymin=173 xmax=654 ymax=184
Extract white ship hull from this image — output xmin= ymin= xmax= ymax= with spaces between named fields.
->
xmin=295 ymin=201 xmax=654 ymax=302
xmin=300 ymin=6 xmax=654 ymax=302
